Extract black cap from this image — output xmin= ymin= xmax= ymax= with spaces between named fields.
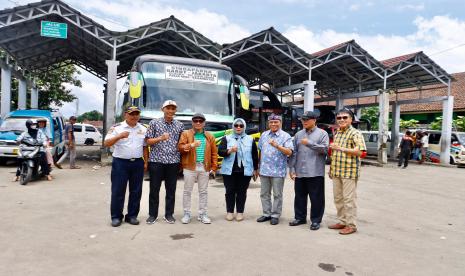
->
xmin=125 ymin=106 xmax=141 ymax=113
xmin=301 ymin=111 xmax=319 ymax=120
xmin=192 ymin=113 xmax=206 ymax=121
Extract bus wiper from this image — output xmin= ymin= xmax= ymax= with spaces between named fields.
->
xmin=175 ymin=113 xmax=194 ymax=116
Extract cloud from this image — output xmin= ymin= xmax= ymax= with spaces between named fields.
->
xmin=69 ymin=0 xmax=250 ymax=43
xmin=396 ymin=4 xmax=425 ymax=11
xmin=283 ymin=15 xmax=465 ymax=73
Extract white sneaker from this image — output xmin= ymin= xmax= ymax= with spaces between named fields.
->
xmin=181 ymin=212 xmax=191 ymax=224
xmin=198 ymin=214 xmax=211 ymax=224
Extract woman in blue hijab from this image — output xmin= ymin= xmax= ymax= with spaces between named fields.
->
xmin=218 ymin=118 xmax=259 ymax=221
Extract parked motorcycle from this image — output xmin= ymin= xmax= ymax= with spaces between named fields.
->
xmin=17 ymin=137 xmax=45 ymax=185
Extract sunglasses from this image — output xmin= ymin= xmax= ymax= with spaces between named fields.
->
xmin=336 ymin=116 xmax=349 ymax=120
xmin=192 ymin=119 xmax=205 ymax=123
xmin=234 ymin=124 xmax=244 ymax=128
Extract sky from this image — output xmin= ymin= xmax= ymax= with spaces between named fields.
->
xmin=2 ymin=0 xmax=465 ymax=117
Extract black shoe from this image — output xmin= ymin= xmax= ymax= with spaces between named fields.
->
xmin=164 ymin=215 xmax=176 ymax=224
xmin=270 ymin=218 xmax=279 ymax=225
xmin=289 ymin=219 xmax=307 ymax=226
xmin=124 ymin=216 xmax=140 ymax=225
xmin=111 ymin=218 xmax=122 ymax=227
xmin=310 ymin=222 xmax=320 ymax=230
xmin=146 ymin=216 xmax=158 ymax=224
xmin=256 ymin=216 xmax=272 ymax=223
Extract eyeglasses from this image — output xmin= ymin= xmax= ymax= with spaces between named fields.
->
xmin=234 ymin=124 xmax=244 ymax=128
xmin=336 ymin=116 xmax=349 ymax=120
xmin=192 ymin=119 xmax=204 ymax=123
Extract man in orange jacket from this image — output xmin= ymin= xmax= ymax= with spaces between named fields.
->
xmin=178 ymin=113 xmax=218 ymax=224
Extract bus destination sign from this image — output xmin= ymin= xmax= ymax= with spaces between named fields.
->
xmin=165 ymin=64 xmax=218 ymax=84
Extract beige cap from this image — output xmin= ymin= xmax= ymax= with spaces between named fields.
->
xmin=162 ymin=100 xmax=177 ymax=108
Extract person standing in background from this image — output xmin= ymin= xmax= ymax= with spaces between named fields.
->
xmin=398 ymin=130 xmax=414 ymax=168
xmin=56 ymin=116 xmax=79 ymax=169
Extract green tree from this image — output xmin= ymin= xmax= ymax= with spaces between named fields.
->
xmin=431 ymin=115 xmax=465 ymax=131
xmin=361 ymin=106 xmax=379 ymax=130
xmin=399 ymin=119 xmax=419 ymax=130
xmin=35 ymin=64 xmax=82 ymax=109
xmin=454 ymin=116 xmax=465 ymax=131
xmin=78 ymin=110 xmax=103 ymax=122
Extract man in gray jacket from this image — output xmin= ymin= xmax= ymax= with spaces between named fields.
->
xmin=288 ymin=111 xmax=329 ymax=230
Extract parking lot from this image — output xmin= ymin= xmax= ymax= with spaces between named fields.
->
xmin=0 ymin=146 xmax=464 ymax=276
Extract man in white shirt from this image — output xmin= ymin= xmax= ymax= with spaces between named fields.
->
xmin=104 ymin=106 xmax=148 ymax=227
xmin=420 ymin=131 xmax=429 ymax=164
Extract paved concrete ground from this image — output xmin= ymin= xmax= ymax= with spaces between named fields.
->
xmin=1 ymin=146 xmax=464 ymax=276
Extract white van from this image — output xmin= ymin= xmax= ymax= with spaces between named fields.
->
xmin=361 ymin=131 xmax=402 ymax=157
xmin=73 ymin=123 xmax=102 ymax=146
xmin=425 ymin=130 xmax=465 ymax=166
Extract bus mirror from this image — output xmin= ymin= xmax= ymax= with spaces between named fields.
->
xmin=239 ymin=85 xmax=250 ymax=110
xmin=234 ymin=75 xmax=250 ymax=110
xmin=129 ymin=71 xmax=142 ymax=99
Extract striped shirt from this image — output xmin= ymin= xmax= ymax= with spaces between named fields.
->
xmin=194 ymin=132 xmax=206 ymax=163
xmin=330 ymin=126 xmax=366 ymax=180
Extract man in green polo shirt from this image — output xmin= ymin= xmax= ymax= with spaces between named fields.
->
xmin=178 ymin=113 xmax=218 ymax=224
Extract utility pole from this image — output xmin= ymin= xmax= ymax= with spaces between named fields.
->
xmin=75 ymin=98 xmax=79 ymax=117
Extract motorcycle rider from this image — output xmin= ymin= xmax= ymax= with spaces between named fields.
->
xmin=37 ymin=118 xmax=54 ymax=172
xmin=14 ymin=119 xmax=52 ymax=182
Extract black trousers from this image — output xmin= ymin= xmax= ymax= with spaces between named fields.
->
xmin=398 ymin=150 xmax=411 ymax=167
xmin=294 ymin=176 xmax=325 ymax=223
xmin=223 ymin=172 xmax=252 ymax=213
xmin=110 ymin=158 xmax=144 ymax=220
xmin=148 ymin=162 xmax=179 ymax=218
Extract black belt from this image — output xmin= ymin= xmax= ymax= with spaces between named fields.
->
xmin=115 ymin=157 xmax=143 ymax=162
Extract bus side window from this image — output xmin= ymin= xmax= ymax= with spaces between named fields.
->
xmin=451 ymin=134 xmax=458 ymax=143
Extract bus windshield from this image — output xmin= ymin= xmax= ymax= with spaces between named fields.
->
xmin=140 ymin=62 xmax=233 ymax=117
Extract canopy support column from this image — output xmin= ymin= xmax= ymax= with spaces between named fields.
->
xmin=31 ymin=84 xmax=38 ymax=109
xmin=303 ymin=80 xmax=315 ymax=112
xmin=1 ymin=63 xmax=12 ymax=118
xmin=440 ymin=95 xmax=454 ymax=165
xmin=378 ymin=76 xmax=389 ymax=164
xmin=390 ymin=103 xmax=400 ymax=158
xmin=18 ymin=78 xmax=27 ymax=110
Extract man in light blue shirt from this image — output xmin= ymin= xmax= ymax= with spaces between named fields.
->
xmin=256 ymin=114 xmax=293 ymax=225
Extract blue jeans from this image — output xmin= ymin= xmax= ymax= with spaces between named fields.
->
xmin=110 ymin=157 xmax=144 ymax=220
xmin=413 ymin=148 xmax=421 ymax=160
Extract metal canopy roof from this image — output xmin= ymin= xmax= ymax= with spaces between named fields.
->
xmin=381 ymin=51 xmax=452 ymax=89
xmin=220 ymin=28 xmax=312 ymax=87
xmin=0 ymin=0 xmax=452 ymax=98
xmin=308 ymin=40 xmax=386 ymax=97
xmin=0 ymin=0 xmax=220 ymax=79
